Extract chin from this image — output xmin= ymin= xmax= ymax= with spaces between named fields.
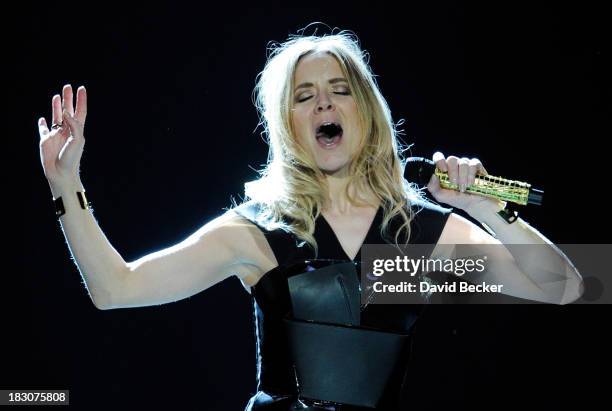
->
xmin=317 ymin=161 xmax=351 ymax=175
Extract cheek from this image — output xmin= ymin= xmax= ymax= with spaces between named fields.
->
xmin=291 ymin=110 xmax=311 ymax=142
xmin=344 ymin=104 xmax=361 ymax=139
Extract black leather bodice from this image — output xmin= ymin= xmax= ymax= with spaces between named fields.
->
xmin=234 ymin=199 xmax=452 ymax=410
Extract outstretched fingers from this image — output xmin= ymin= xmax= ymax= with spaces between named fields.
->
xmin=62 ymin=84 xmax=74 ymax=116
xmin=38 ymin=117 xmax=49 ymax=139
xmin=75 ymin=86 xmax=87 ymax=123
xmin=52 ymin=94 xmax=62 ymax=127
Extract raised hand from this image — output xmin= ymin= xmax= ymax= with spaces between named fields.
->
xmin=427 ymin=151 xmax=501 ymax=214
xmin=38 ymin=84 xmax=87 ymax=188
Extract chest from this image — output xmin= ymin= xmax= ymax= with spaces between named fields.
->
xmin=320 ymin=207 xmax=379 ymax=261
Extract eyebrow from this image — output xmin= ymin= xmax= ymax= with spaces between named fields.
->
xmin=294 ymin=77 xmax=349 ymax=92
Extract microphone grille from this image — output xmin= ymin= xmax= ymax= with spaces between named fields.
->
xmin=405 ymin=157 xmax=436 ymax=187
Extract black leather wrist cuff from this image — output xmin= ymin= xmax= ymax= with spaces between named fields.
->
xmin=54 ymin=191 xmax=91 ymax=219
xmin=76 ymin=191 xmax=91 ymax=210
xmin=497 ymin=203 xmax=519 ymax=224
xmin=54 ymin=196 xmax=66 ymax=218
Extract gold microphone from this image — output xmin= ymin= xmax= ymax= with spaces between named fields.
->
xmin=405 ymin=157 xmax=544 ymax=206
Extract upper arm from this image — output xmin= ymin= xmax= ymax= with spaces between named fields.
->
xmin=431 ymin=212 xmax=550 ymax=302
xmin=436 ymin=212 xmax=501 ymax=246
xmin=108 ymin=210 xmax=275 ymax=309
xmin=431 ymin=212 xmax=507 ymax=268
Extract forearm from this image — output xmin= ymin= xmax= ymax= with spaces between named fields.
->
xmin=468 ymin=200 xmax=584 ymax=303
xmin=50 ymin=179 xmax=128 ymax=309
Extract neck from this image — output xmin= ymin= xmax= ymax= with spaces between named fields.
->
xmin=323 ymin=172 xmax=378 ymax=214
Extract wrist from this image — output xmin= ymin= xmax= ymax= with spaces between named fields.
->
xmin=466 ymin=198 xmax=506 ymax=222
xmin=49 ymin=178 xmax=85 ymax=199
xmin=49 ymin=179 xmax=91 ymax=219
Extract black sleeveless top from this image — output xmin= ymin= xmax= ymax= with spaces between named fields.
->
xmin=233 ymin=198 xmax=453 ymax=410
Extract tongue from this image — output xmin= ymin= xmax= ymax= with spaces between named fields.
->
xmin=317 ymin=134 xmax=340 ymax=145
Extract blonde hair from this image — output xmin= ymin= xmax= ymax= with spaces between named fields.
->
xmin=239 ymin=29 xmax=427 ymax=256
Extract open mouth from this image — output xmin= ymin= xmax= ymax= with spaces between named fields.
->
xmin=315 ymin=122 xmax=343 ymax=147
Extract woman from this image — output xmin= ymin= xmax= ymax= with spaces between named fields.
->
xmin=38 ymin=31 xmax=583 ymax=410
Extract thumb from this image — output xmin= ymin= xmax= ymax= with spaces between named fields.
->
xmin=62 ymin=109 xmax=81 ymax=139
xmin=427 ymin=173 xmax=441 ymax=195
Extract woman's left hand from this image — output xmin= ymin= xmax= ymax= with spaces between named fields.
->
xmin=426 ymin=151 xmax=502 ymax=215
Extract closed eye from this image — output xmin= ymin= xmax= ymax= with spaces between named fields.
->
xmin=296 ymin=91 xmax=351 ymax=103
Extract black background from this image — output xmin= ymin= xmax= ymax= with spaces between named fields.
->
xmin=10 ymin=2 xmax=610 ymax=410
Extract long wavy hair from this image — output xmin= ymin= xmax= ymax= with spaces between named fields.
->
xmin=238 ymin=30 xmax=427 ymax=256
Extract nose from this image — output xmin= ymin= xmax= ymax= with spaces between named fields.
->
xmin=316 ymin=92 xmax=335 ymax=112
